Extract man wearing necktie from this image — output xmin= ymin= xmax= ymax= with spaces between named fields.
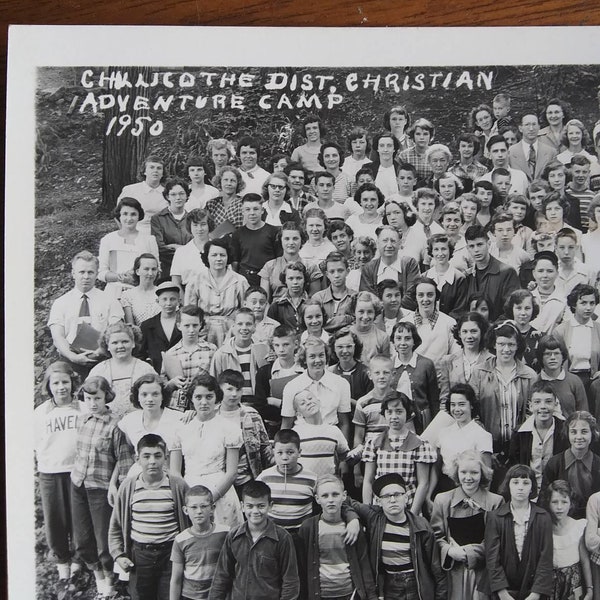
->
xmin=48 ymin=250 xmax=124 ymax=376
xmin=509 ymin=113 xmax=557 ymax=180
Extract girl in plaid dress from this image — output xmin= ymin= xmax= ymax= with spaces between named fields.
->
xmin=362 ymin=391 xmax=436 ymax=515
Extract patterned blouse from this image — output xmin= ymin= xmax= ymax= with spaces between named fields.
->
xmin=363 ymin=429 xmax=436 ymax=509
xmin=205 ymin=195 xmax=244 ymax=229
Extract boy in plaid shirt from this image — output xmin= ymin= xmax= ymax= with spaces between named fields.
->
xmin=70 ymin=376 xmax=134 ymax=599
xmin=162 ymin=305 xmax=217 ymax=411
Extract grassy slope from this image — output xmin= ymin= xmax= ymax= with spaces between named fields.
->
xmin=34 ymin=87 xmax=111 ymax=599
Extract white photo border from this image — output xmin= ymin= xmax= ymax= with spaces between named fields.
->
xmin=6 ymin=24 xmax=600 ymax=598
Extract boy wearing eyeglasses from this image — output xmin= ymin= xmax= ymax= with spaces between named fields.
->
xmin=345 ymin=473 xmax=446 ymax=600
xmin=169 ymin=485 xmax=229 ymax=600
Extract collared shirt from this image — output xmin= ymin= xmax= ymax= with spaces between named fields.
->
xmin=413 ymin=310 xmax=440 ymax=330
xmin=171 ymin=240 xmax=208 ymax=286
xmin=425 ymin=266 xmax=456 ymax=291
xmin=270 ymin=358 xmax=304 ymax=380
xmin=412 ymin=219 xmax=444 ymax=240
xmin=394 ymin=352 xmax=418 ymax=399
xmin=239 ymin=166 xmax=270 ymax=195
xmin=398 ymin=146 xmax=432 ymax=181
xmin=489 ymin=242 xmax=531 ymax=273
xmin=71 ymin=410 xmax=134 ymax=489
xmin=262 ymin=201 xmax=294 ymax=227
xmin=259 ymin=256 xmax=322 ymax=300
xmin=517 ymin=415 xmax=556 ymax=488
xmin=564 ymin=449 xmax=595 ymax=516
xmin=185 ymin=268 xmax=249 ymax=319
xmin=556 ymin=260 xmax=593 ymax=297
xmin=205 ymin=195 xmax=244 ymax=229
xmin=267 ymin=291 xmax=307 ymax=332
xmin=209 ymin=519 xmax=299 ymax=600
xmin=436 ymin=419 xmax=493 ymax=473
xmin=495 ymin=364 xmax=519 ymax=443
xmin=402 ymin=310 xmax=459 ymax=363
xmin=281 ymin=370 xmax=351 ymax=425
xmin=376 ymin=256 xmax=404 ymax=283
xmin=253 ymin=316 xmax=280 ymax=345
xmin=118 ymin=180 xmax=167 ymax=235
xmin=47 ymin=287 xmax=124 ymax=345
xmin=288 ymin=191 xmax=314 ymax=213
xmin=510 ymin=502 xmax=531 ymax=559
xmin=311 ymin=286 xmax=356 ymax=322
xmin=540 ymin=369 xmax=566 ymax=381
xmin=566 ymin=315 xmax=594 ymax=371
xmin=163 ymin=340 xmax=217 ymax=410
xmin=521 ymin=140 xmax=539 ymax=166
xmin=375 ymin=165 xmax=399 ymax=198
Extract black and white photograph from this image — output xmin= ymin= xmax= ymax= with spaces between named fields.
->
xmin=7 ymin=25 xmax=600 ymax=600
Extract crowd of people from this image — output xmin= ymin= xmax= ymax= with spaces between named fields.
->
xmin=35 ymin=95 xmax=600 ymax=600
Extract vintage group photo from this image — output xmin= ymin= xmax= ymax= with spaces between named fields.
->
xmin=8 ymin=25 xmax=600 ymax=600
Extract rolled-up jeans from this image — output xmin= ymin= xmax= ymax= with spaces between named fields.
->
xmin=39 ymin=472 xmax=75 ymax=564
xmin=70 ymin=483 xmax=113 ymax=572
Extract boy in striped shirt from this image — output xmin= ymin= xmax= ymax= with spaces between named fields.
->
xmin=256 ymin=429 xmax=318 ymax=533
xmin=109 ymin=434 xmax=190 ymax=600
xmin=169 ymin=486 xmax=229 ymax=600
xmin=297 ymin=475 xmax=377 ymax=600
xmin=346 ymin=473 xmax=446 ymax=600
xmin=292 ymin=389 xmax=349 ymax=477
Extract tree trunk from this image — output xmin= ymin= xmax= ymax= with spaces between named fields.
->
xmin=100 ymin=66 xmax=150 ymax=211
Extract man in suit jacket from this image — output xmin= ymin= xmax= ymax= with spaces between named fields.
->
xmin=509 ymin=113 xmax=557 ymax=180
xmin=359 ymin=225 xmax=420 ymax=310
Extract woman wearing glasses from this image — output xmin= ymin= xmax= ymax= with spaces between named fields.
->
xmin=150 ymin=178 xmax=193 ymax=277
xmin=261 ymin=173 xmax=301 ymax=227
